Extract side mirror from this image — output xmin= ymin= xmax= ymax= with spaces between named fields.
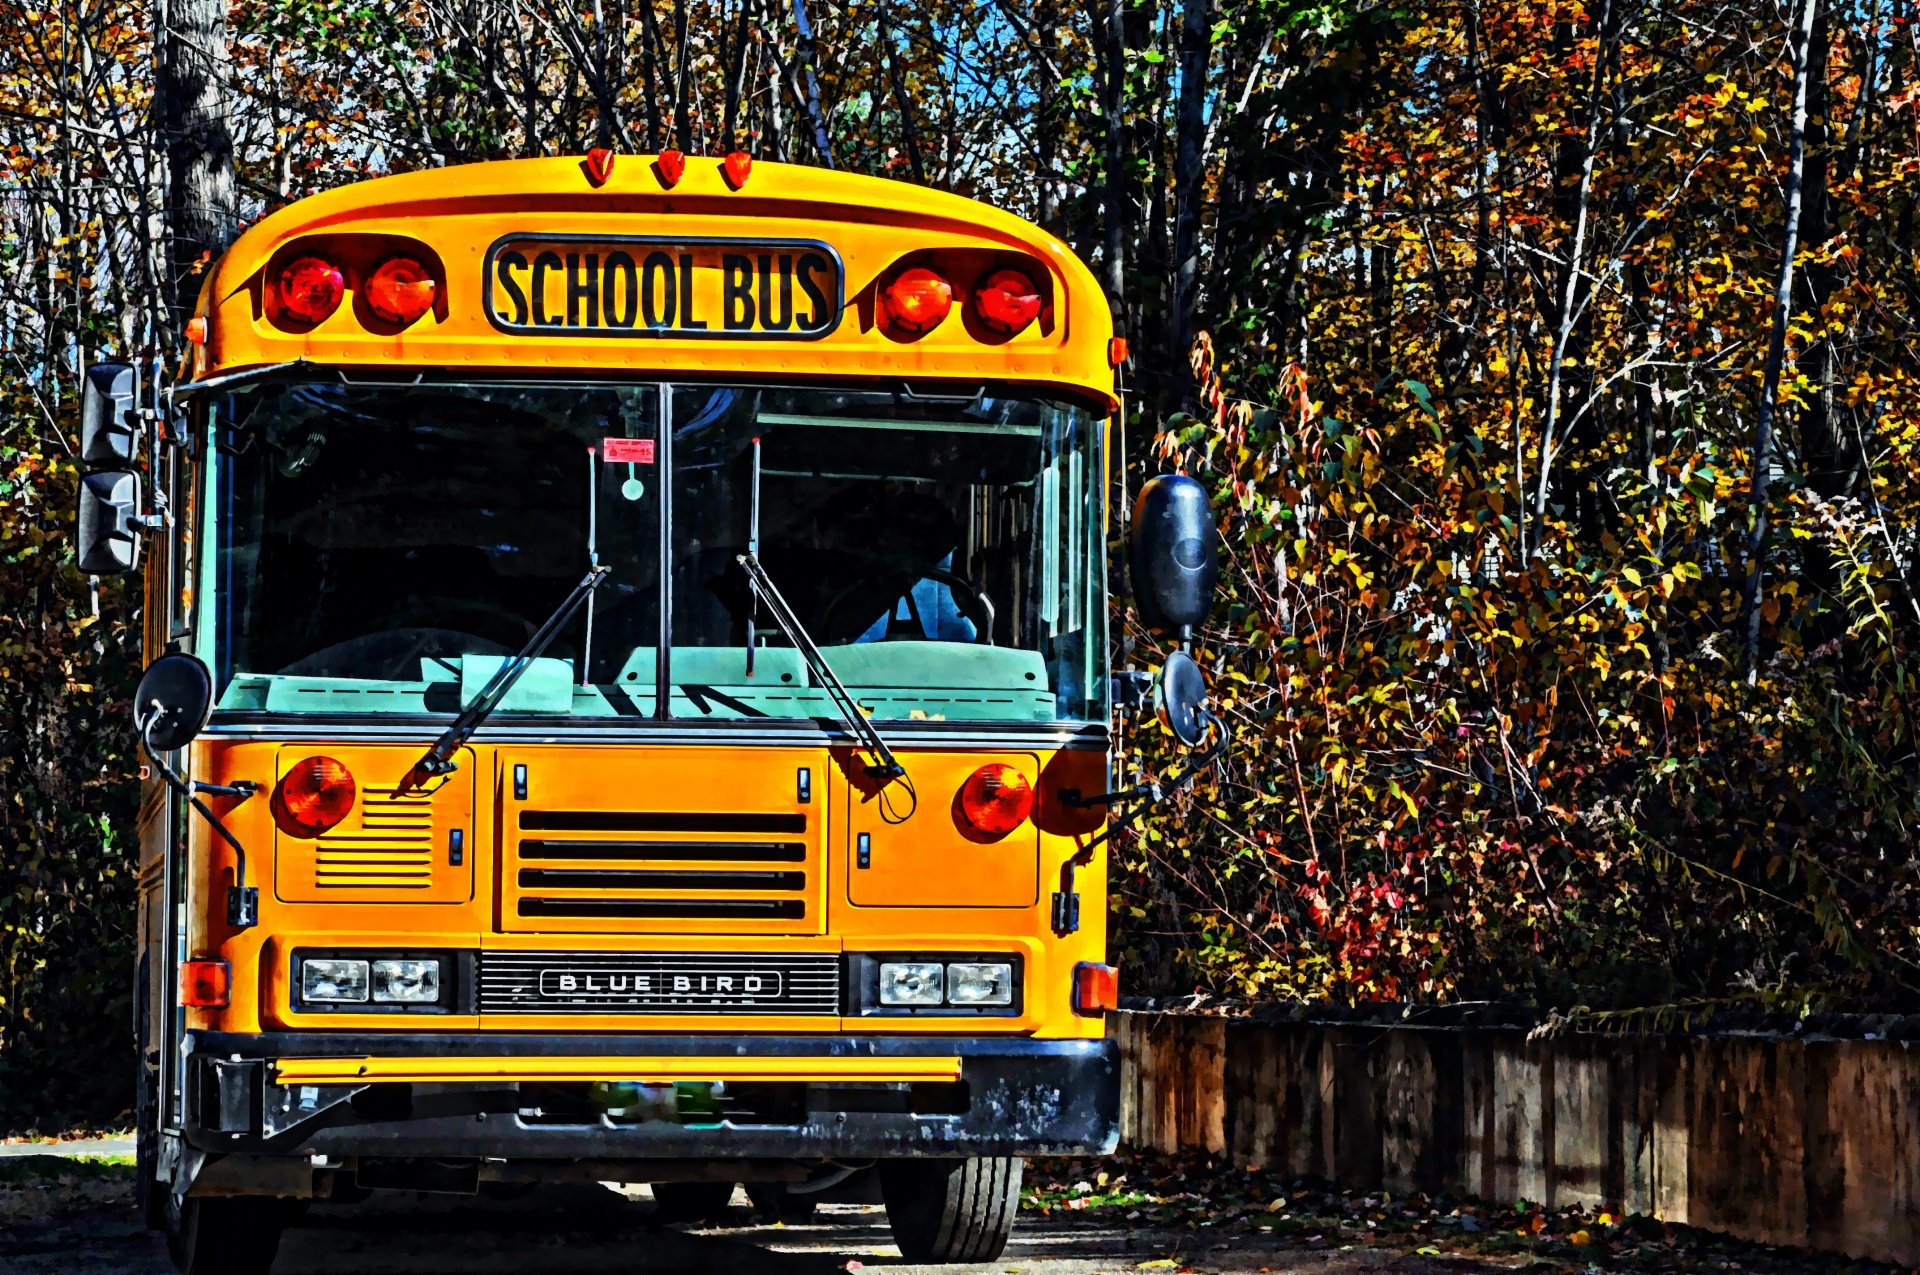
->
xmin=1129 ymin=473 xmax=1218 ymax=635
xmin=80 ymin=362 xmax=138 ymax=466
xmin=1155 ymin=650 xmax=1212 ymax=748
xmin=134 ymin=653 xmax=214 ymax=750
xmin=76 ymin=470 xmax=144 ymax=574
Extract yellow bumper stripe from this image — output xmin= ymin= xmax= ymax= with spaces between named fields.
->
xmin=271 ymin=1054 xmax=964 ymax=1086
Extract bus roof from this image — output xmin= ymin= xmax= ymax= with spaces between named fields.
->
xmin=191 ymin=156 xmax=1119 ymax=411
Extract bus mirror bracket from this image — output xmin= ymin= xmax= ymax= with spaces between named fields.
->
xmin=134 ymin=652 xmax=261 ymax=930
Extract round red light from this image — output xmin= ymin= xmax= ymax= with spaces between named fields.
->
xmin=276 ymin=255 xmax=345 ymax=325
xmin=973 ymin=268 xmax=1043 ymax=334
xmin=957 ymin=764 xmax=1034 ymax=838
xmin=365 ymin=255 xmax=436 ymax=326
xmin=273 ymin=755 xmax=357 ymax=838
xmin=881 ymin=266 xmax=954 ymax=334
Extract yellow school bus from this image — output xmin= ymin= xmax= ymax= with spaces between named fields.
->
xmin=75 ymin=151 xmax=1219 ymax=1274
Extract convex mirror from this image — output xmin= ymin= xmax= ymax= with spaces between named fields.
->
xmin=1155 ymin=649 xmax=1212 ymax=748
xmin=76 ymin=470 xmax=143 ymax=574
xmin=134 ymin=653 xmax=214 ymax=751
xmin=1130 ymin=473 xmax=1219 ymax=635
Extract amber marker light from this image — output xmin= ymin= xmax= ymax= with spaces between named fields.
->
xmin=365 ymin=255 xmax=436 ymax=326
xmin=972 ymin=267 xmax=1043 ymax=335
xmin=1073 ymin=962 xmax=1120 ymax=1016
xmin=180 ymin=959 xmax=231 ymax=1009
xmin=276 ymin=254 xmax=344 ymax=325
xmin=882 ymin=266 xmax=954 ymax=335
xmin=957 ymin=763 xmax=1034 ymax=838
xmin=273 ymin=755 xmax=357 ymax=838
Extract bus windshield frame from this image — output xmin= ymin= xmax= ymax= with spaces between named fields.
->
xmin=202 ymin=376 xmax=1109 ymax=728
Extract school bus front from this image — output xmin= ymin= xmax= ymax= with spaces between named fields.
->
xmin=105 ymin=156 xmax=1134 ymax=1271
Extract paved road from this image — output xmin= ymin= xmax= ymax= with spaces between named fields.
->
xmin=0 ymin=1182 xmax=1509 ymax=1274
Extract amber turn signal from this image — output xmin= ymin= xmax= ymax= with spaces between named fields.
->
xmin=956 ymin=763 xmax=1033 ymax=837
xmin=365 ymin=255 xmax=436 ymax=326
xmin=881 ymin=266 xmax=954 ymax=335
xmin=1073 ymin=962 xmax=1120 ymax=1016
xmin=180 ymin=959 xmax=231 ymax=1009
xmin=276 ymin=254 xmax=344 ymax=325
xmin=274 ymin=755 xmax=357 ymax=838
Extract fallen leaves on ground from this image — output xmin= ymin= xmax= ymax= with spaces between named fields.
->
xmin=1023 ymin=1154 xmax=1902 ymax=1273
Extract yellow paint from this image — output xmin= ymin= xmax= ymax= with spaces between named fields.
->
xmin=272 ymin=1053 xmax=963 ymax=1086
xmin=171 ymin=155 xmax=1117 ymax=1059
xmin=190 ymin=156 xmax=1117 ymax=412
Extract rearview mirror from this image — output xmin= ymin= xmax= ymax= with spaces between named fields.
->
xmin=1155 ymin=650 xmax=1212 ymax=748
xmin=133 ymin=653 xmax=214 ymax=750
xmin=1129 ymin=474 xmax=1218 ymax=636
xmin=76 ymin=470 xmax=143 ymax=574
xmin=80 ymin=362 xmax=138 ymax=466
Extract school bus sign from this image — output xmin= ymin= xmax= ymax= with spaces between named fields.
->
xmin=484 ymin=235 xmax=843 ymax=338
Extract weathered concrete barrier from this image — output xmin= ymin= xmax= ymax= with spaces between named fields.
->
xmin=1113 ymin=1010 xmax=1920 ymax=1265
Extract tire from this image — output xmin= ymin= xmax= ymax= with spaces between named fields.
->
xmin=746 ymin=1181 xmax=818 ymax=1222
xmin=650 ymin=1180 xmax=737 ymax=1221
xmin=166 ymin=1194 xmax=289 ymax=1275
xmin=880 ymin=1156 xmax=1022 ymax=1264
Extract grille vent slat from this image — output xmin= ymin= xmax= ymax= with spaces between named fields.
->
xmin=478 ymin=951 xmax=840 ymax=1015
xmin=313 ymin=793 xmax=435 ymax=890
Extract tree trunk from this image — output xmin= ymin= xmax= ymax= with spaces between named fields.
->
xmin=1170 ymin=0 xmax=1212 ymax=383
xmin=157 ymin=0 xmax=237 ymax=322
xmin=1741 ymin=0 xmax=1824 ymax=676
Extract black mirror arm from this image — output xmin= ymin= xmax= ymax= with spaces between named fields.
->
xmin=1051 ymin=711 xmax=1228 ymax=937
xmin=139 ymin=712 xmax=259 ymax=929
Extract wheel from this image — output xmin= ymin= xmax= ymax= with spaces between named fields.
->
xmin=166 ymin=1194 xmax=289 ymax=1275
xmin=879 ymin=1156 xmax=1022 ymax=1264
xmin=650 ymin=1179 xmax=737 ymax=1221
xmin=746 ymin=1181 xmax=818 ymax=1222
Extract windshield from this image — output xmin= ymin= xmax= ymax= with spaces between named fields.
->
xmin=210 ymin=380 xmax=1107 ymax=724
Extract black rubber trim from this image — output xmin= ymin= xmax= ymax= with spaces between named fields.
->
xmin=188 ymin=1030 xmax=1106 ymax=1060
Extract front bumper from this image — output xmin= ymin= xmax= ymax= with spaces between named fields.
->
xmin=182 ymin=1031 xmax=1119 ymax=1160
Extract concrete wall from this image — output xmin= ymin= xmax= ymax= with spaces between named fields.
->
xmin=1113 ymin=1011 xmax=1920 ymax=1265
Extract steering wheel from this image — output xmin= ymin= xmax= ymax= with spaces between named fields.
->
xmin=822 ymin=567 xmax=995 ymax=644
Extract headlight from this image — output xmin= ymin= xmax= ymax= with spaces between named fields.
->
xmin=301 ymin=958 xmax=370 ymax=1003
xmin=371 ymin=958 xmax=441 ymax=1004
xmin=945 ymin=962 xmax=1014 ymax=1007
xmin=878 ymin=961 xmax=945 ymax=1006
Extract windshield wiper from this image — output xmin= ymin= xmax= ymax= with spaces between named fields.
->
xmin=403 ymin=566 xmax=610 ymax=790
xmin=736 ymin=552 xmax=906 ymax=787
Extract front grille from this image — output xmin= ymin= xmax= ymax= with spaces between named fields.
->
xmin=313 ymin=793 xmax=434 ymax=889
xmin=477 ymin=951 xmax=840 ymax=1016
xmin=508 ymin=809 xmax=817 ymax=931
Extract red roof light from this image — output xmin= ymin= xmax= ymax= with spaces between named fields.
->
xmin=973 ymin=268 xmax=1043 ymax=334
xmin=365 ymin=255 xmax=436 ymax=326
xmin=276 ymin=255 xmax=344 ymax=325
xmin=882 ymin=267 xmax=953 ymax=335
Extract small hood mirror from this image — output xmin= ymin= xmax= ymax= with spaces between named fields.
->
xmin=1130 ymin=473 xmax=1219 ymax=635
xmin=1155 ymin=650 xmax=1212 ymax=748
xmin=134 ymin=653 xmax=214 ymax=751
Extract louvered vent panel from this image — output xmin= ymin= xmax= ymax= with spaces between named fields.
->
xmin=313 ymin=795 xmax=435 ymax=889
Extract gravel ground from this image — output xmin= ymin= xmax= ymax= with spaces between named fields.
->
xmin=0 ymin=1158 xmax=1883 ymax=1274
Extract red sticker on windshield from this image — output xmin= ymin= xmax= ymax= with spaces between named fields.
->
xmin=602 ymin=437 xmax=655 ymax=464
